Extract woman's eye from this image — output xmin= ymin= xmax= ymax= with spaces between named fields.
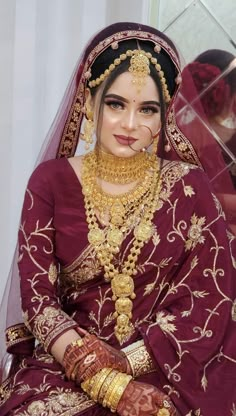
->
xmin=140 ymin=107 xmax=158 ymax=115
xmin=105 ymin=101 xmax=124 ymax=110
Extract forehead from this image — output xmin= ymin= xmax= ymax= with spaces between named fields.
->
xmin=106 ymin=71 xmax=160 ymax=100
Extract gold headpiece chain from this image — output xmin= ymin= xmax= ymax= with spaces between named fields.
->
xmin=88 ymin=49 xmax=171 ymax=103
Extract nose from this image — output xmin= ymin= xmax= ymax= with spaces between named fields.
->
xmin=121 ymin=110 xmax=137 ymax=132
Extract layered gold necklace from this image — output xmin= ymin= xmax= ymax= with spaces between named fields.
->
xmin=82 ymin=149 xmax=162 ymax=344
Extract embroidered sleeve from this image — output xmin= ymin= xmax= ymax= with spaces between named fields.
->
xmin=18 ymin=164 xmax=77 ymax=352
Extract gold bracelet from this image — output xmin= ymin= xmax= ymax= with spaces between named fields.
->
xmin=105 ymin=372 xmax=132 ymax=413
xmin=102 ymin=372 xmax=122 ymax=408
xmin=98 ymin=369 xmax=119 ymax=404
xmin=81 ymin=375 xmax=97 ymax=396
xmin=90 ymin=368 xmax=113 ymax=402
xmin=123 ymin=340 xmax=155 ymax=378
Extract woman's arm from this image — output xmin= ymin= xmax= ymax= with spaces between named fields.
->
xmin=18 ymin=162 xmax=81 ymax=362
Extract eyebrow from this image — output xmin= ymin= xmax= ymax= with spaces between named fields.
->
xmin=104 ymin=93 xmax=160 ymax=106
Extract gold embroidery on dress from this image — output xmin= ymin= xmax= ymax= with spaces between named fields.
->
xmin=185 ymin=214 xmax=206 ymax=251
xmin=166 ymin=109 xmax=202 ymax=167
xmin=0 ymin=378 xmax=13 ymax=405
xmin=18 ymin=200 xmax=77 ymax=349
xmin=33 ymin=307 xmax=76 ymax=351
xmin=5 ymin=323 xmax=34 ymax=348
xmin=14 ymin=386 xmax=94 ymax=416
xmin=60 ymin=245 xmax=102 ymax=291
xmin=48 ymin=263 xmax=57 ymax=285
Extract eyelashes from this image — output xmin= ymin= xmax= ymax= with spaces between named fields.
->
xmin=104 ymin=99 xmax=159 ymax=114
xmin=104 ymin=100 xmax=123 ymax=110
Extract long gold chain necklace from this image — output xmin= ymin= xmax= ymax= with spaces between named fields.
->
xmin=82 ymin=150 xmax=162 ymax=344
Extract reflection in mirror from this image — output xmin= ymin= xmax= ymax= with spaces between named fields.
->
xmin=173 ymin=49 xmax=236 ymax=234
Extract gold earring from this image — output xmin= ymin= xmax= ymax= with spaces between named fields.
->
xmin=81 ymin=100 xmax=94 ymax=150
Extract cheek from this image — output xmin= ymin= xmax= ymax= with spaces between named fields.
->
xmin=142 ymin=115 xmax=161 ymax=133
xmin=101 ymin=110 xmax=121 ymax=130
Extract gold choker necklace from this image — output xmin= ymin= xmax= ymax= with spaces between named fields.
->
xmin=82 ymin=150 xmax=162 ymax=344
xmin=94 ymin=149 xmax=154 ymax=184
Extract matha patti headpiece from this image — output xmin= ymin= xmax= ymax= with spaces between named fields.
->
xmin=128 ymin=50 xmax=150 ymax=90
xmin=88 ymin=47 xmax=171 ymax=103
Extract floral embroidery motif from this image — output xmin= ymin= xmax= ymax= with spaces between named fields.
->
xmin=33 ymin=307 xmax=74 ymax=351
xmin=183 ymin=185 xmax=195 ymax=197
xmin=155 ymin=311 xmax=177 ymax=334
xmin=185 ymin=214 xmax=206 ymax=250
xmin=48 ymin=263 xmax=57 ymax=285
xmin=14 ymin=388 xmax=94 ymax=416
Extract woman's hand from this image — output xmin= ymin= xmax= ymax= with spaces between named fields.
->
xmin=117 ymin=380 xmax=177 ymax=416
xmin=74 ymin=334 xmax=131 ymax=383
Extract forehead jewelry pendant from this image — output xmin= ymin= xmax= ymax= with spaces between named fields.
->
xmin=129 ymin=50 xmax=150 ymax=91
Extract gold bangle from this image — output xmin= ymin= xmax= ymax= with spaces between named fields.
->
xmin=90 ymin=368 xmax=113 ymax=401
xmin=157 ymin=409 xmax=170 ymax=416
xmin=102 ymin=372 xmax=121 ymax=408
xmin=97 ymin=369 xmax=119 ymax=404
xmin=81 ymin=375 xmax=97 ymax=396
xmin=106 ymin=373 xmax=132 ymax=413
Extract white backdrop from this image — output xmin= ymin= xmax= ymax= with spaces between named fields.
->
xmin=0 ymin=0 xmax=152 ymax=302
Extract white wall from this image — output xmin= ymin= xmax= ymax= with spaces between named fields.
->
xmin=0 ymin=0 xmax=152 ymax=302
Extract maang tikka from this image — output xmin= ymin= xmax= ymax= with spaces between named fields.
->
xmin=81 ymin=99 xmax=94 ymax=150
xmin=128 ymin=50 xmax=150 ymax=91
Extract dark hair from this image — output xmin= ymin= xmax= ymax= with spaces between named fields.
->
xmin=196 ymin=49 xmax=236 ymax=95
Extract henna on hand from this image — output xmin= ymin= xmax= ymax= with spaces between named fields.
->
xmin=117 ymin=380 xmax=177 ymax=416
xmin=63 ymin=333 xmax=130 ymax=383
xmin=75 ymin=336 xmax=130 ymax=382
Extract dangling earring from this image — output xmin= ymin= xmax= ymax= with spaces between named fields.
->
xmin=164 ymin=141 xmax=171 ymax=153
xmin=81 ymin=100 xmax=94 ymax=150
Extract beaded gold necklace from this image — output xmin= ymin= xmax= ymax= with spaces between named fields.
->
xmin=82 ymin=150 xmax=162 ymax=344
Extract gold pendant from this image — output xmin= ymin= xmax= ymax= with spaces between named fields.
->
xmin=111 ymin=274 xmax=135 ymax=299
xmin=115 ymin=297 xmax=133 ymax=317
xmin=107 ymin=228 xmax=123 ymax=247
xmin=110 ymin=201 xmax=125 ymax=226
xmin=134 ymin=221 xmax=153 ymax=242
xmin=88 ymin=228 xmax=105 ymax=246
xmin=115 ymin=314 xmax=135 ymax=344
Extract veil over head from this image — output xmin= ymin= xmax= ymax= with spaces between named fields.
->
xmin=0 ymin=21 xmax=190 ymax=380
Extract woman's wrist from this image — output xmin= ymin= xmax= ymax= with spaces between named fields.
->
xmin=81 ymin=368 xmax=132 ymax=413
xmin=62 ymin=336 xmax=86 ymax=379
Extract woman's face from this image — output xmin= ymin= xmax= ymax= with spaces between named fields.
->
xmin=93 ymin=71 xmax=161 ymax=157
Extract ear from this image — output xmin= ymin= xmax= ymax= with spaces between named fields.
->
xmin=85 ymin=88 xmax=94 ymax=111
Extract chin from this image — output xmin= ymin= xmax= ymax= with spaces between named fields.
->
xmin=111 ymin=147 xmax=138 ymax=158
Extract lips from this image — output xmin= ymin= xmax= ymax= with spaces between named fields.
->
xmin=114 ymin=135 xmax=138 ymax=145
